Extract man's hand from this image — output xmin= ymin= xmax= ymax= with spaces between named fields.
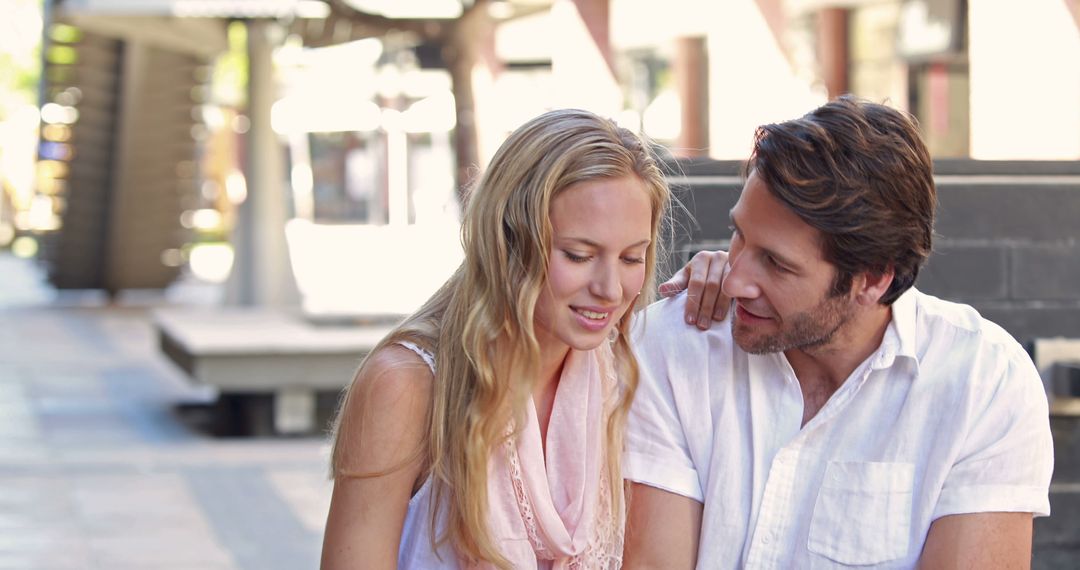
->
xmin=658 ymin=250 xmax=731 ymax=329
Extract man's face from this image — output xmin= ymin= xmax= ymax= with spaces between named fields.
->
xmin=721 ymin=170 xmax=855 ymax=355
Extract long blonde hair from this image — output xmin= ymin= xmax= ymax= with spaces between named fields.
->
xmin=330 ymin=108 xmax=671 ymax=568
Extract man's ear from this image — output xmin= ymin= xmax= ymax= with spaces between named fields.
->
xmin=852 ymin=266 xmax=895 ymax=306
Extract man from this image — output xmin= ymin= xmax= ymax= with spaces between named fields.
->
xmin=624 ymin=96 xmax=1054 ymax=568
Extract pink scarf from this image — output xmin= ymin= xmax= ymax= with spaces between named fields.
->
xmin=477 ymin=346 xmax=622 ymax=569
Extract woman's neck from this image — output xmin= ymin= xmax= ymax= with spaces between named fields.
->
xmin=533 ymin=341 xmax=570 ymax=453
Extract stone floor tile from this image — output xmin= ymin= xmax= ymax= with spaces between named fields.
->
xmin=265 ymin=469 xmax=334 ymax=534
xmin=0 ymin=256 xmax=331 ymax=569
xmin=87 ymin=534 xmax=236 ymax=569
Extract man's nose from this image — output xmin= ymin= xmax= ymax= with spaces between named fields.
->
xmin=721 ymin=255 xmax=761 ymax=300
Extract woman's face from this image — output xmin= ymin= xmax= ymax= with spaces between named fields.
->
xmin=533 ymin=174 xmax=653 ymax=357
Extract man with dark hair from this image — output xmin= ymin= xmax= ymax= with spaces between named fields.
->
xmin=623 ymin=96 xmax=1053 ymax=568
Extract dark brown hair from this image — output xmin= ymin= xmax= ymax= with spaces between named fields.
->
xmin=746 ymin=95 xmax=936 ymax=305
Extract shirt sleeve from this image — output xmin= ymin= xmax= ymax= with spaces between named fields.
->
xmin=624 ymin=298 xmax=705 ymax=503
xmin=933 ymin=343 xmax=1054 ymax=519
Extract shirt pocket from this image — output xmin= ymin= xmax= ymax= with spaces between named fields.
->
xmin=807 ymin=461 xmax=914 ymax=566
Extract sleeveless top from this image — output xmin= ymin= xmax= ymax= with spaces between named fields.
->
xmin=395 ymin=341 xmax=459 ymax=569
xmin=393 ymin=341 xmax=622 ymax=565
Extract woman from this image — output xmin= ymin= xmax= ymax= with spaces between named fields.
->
xmin=321 ymin=108 xmax=671 ymax=569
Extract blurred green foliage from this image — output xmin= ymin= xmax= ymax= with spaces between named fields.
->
xmin=0 ymin=46 xmax=40 ymax=121
xmin=210 ymin=21 xmax=249 ymax=107
xmin=0 ymin=0 xmax=43 ymax=121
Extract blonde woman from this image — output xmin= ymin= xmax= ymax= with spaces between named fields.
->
xmin=320 ymin=108 xmax=672 ymax=569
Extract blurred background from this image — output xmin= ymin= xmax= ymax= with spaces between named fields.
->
xmin=0 ymin=0 xmax=1078 ymax=568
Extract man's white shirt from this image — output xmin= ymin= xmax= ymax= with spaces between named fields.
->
xmin=626 ymin=288 xmax=1053 ymax=569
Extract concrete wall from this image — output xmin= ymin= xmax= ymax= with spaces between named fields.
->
xmin=668 ymin=159 xmax=1080 ymax=346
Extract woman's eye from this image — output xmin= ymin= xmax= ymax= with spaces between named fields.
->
xmin=621 ymin=256 xmax=646 ymax=265
xmin=563 ymin=251 xmax=590 ymax=263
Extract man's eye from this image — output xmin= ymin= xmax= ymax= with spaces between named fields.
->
xmin=766 ymin=255 xmax=789 ymax=273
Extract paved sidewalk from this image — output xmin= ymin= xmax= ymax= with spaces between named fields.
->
xmin=0 ymin=253 xmax=332 ymax=569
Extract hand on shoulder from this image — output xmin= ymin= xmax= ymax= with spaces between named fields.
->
xmin=658 ymin=249 xmax=731 ymax=330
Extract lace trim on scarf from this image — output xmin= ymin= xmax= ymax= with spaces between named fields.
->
xmin=504 ymin=434 xmax=557 ymax=560
xmin=504 ymin=344 xmax=624 ymax=569
xmin=571 ymin=466 xmax=623 ymax=570
xmin=572 ymin=345 xmax=624 ymax=570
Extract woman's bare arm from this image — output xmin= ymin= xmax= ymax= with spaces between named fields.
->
xmin=320 ymin=346 xmax=434 ymax=570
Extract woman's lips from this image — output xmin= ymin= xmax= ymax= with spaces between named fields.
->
xmin=572 ymin=305 xmax=615 ymax=331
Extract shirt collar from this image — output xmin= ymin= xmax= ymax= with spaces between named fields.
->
xmin=872 ymin=287 xmax=919 ymax=372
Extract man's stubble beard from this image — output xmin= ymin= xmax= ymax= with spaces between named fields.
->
xmin=733 ymin=294 xmax=856 ymax=355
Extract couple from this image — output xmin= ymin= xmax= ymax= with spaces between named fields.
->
xmin=321 ymin=98 xmax=1053 ymax=569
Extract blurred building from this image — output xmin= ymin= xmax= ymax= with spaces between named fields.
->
xmin=34 ymin=1 xmax=229 ymax=292
xmin=28 ymin=0 xmax=1080 ymax=300
xmin=612 ymin=0 xmax=1080 ymax=159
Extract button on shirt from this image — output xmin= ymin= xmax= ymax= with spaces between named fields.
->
xmin=625 ymin=289 xmax=1053 ymax=569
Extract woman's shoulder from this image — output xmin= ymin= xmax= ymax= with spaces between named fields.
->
xmin=354 ymin=343 xmax=436 ymax=407
xmin=334 ymin=343 xmax=436 ymax=473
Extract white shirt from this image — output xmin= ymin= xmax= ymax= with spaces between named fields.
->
xmin=625 ymin=288 xmax=1053 ymax=569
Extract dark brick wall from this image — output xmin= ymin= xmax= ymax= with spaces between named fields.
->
xmin=668 ymin=159 xmax=1080 ymax=345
